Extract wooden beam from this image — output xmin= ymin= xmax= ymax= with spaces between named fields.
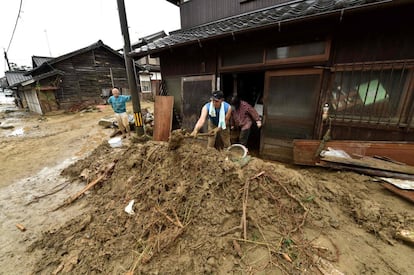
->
xmin=320 ymin=155 xmax=414 ymax=175
xmin=293 ymin=140 xmax=414 ymax=166
xmin=382 ymin=183 xmax=414 ymax=204
xmin=153 ymin=96 xmax=174 ymax=141
xmin=39 ymin=86 xmax=58 ymax=91
xmin=317 ymin=161 xmax=414 ymax=180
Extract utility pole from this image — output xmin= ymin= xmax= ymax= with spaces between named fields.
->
xmin=116 ymin=0 xmax=144 ymax=135
xmin=44 ymin=30 xmax=52 ymax=56
xmin=4 ymin=49 xmax=11 ymax=71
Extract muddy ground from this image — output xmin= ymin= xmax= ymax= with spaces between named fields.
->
xmin=0 ymin=102 xmax=413 ymax=275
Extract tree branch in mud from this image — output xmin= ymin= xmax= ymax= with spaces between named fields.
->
xmin=52 ymin=162 xmax=116 ymax=211
xmin=262 ymin=173 xmax=309 ymax=235
xmin=25 ymin=182 xmax=70 ymax=206
xmin=242 ymin=178 xmax=250 ymax=240
xmin=154 ymin=206 xmax=184 ymax=228
xmin=218 ymin=171 xmax=266 ymax=238
xmin=218 ymin=169 xmax=318 ymax=273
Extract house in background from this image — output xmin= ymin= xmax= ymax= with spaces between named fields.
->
xmin=128 ymin=31 xmax=168 ymax=100
xmin=12 ymin=40 xmax=132 ymax=114
xmin=0 ymin=76 xmax=14 ymax=97
xmin=4 ymin=70 xmax=32 ymax=109
xmin=31 ymin=55 xmax=53 ymax=69
xmin=130 ymin=0 xmax=414 ymax=162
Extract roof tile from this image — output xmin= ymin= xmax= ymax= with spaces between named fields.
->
xmin=131 ymin=0 xmax=390 ymax=58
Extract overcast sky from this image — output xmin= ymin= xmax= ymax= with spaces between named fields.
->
xmin=0 ymin=0 xmax=181 ymax=78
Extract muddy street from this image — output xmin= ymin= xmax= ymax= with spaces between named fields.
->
xmin=0 ymin=102 xmax=141 ymax=274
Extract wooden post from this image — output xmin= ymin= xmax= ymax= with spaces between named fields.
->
xmin=153 ymin=96 xmax=174 ymax=141
xmin=109 ymin=68 xmax=115 ymax=88
xmin=116 ymin=0 xmax=144 ymax=135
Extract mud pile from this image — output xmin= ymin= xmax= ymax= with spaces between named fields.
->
xmin=28 ymin=136 xmax=414 ymax=274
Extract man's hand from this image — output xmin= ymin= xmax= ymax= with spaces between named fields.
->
xmin=190 ymin=129 xmax=198 ymax=138
xmin=208 ymin=127 xmax=220 ymax=136
xmin=256 ymin=120 xmax=262 ymax=128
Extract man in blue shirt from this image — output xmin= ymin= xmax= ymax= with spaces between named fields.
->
xmin=191 ymin=90 xmax=232 ymax=148
xmin=108 ymin=88 xmax=131 ymax=138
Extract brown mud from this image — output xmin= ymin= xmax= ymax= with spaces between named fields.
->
xmin=28 ymin=137 xmax=414 ymax=274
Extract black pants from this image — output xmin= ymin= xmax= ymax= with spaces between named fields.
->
xmin=239 ymin=128 xmax=251 ymax=146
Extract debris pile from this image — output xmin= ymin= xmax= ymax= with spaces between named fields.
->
xmin=28 ymin=138 xmax=414 ymax=274
xmin=99 ymin=108 xmax=155 ymax=138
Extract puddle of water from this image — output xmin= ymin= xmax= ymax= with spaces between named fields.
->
xmin=0 ymin=156 xmax=87 ymax=274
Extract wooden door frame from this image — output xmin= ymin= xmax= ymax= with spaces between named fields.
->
xmin=261 ymin=68 xmax=324 ymax=157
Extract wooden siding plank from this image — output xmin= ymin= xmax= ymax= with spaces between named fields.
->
xmin=382 ymin=183 xmax=414 ymax=204
xmin=293 ymin=140 xmax=414 ymax=166
xmin=181 ymin=0 xmax=289 ymax=29
xmin=317 ymin=161 xmax=414 ymax=181
xmin=320 ymin=155 xmax=414 ymax=175
xmin=153 ymin=96 xmax=174 ymax=141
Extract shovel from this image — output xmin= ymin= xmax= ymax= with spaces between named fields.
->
xmin=183 ymin=132 xmax=214 ymax=139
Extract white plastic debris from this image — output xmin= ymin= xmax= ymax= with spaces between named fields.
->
xmin=320 ymin=147 xmax=350 ymax=158
xmin=9 ymin=128 xmax=24 ymax=137
xmin=124 ymin=200 xmax=135 ymax=215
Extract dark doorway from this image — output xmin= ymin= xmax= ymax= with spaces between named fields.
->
xmin=222 ymin=72 xmax=264 ymax=153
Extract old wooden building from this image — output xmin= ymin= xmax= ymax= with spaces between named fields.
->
xmin=131 ymin=0 xmax=414 ymax=162
xmin=21 ymin=40 xmax=130 ymax=114
xmin=4 ymin=70 xmax=32 ymax=109
xmin=130 ymin=31 xmax=167 ymax=99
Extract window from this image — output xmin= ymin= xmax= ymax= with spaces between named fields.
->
xmin=136 ymin=57 xmax=146 ymax=65
xmin=148 ymin=57 xmax=160 ymax=66
xmin=328 ymin=66 xmax=411 ymax=125
xmin=264 ymin=69 xmax=322 ymax=140
xmin=265 ymin=40 xmax=330 ymax=64
xmin=220 ymin=46 xmax=264 ymax=68
xmin=141 ymin=81 xmax=151 ymax=93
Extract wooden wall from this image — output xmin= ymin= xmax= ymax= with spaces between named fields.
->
xmin=333 ymin=6 xmax=414 ymax=63
xmin=160 ymin=43 xmax=218 ymax=77
xmin=49 ymin=48 xmax=129 ymax=110
xmin=180 ymin=0 xmax=290 ymax=29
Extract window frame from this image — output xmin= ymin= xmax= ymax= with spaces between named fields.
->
xmin=327 ymin=61 xmax=414 ymax=128
xmin=264 ymin=39 xmax=331 ymax=66
xmin=219 ymin=38 xmax=331 ymax=71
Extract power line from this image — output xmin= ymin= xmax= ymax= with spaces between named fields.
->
xmin=7 ymin=0 xmax=24 ymax=53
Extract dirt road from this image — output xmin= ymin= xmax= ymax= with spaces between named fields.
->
xmin=0 ymin=104 xmax=115 ymax=187
xmin=0 ymin=102 xmax=413 ymax=274
xmin=0 ymin=102 xmax=150 ymax=274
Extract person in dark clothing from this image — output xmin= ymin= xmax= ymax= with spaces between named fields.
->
xmin=230 ymin=96 xmax=262 ymax=146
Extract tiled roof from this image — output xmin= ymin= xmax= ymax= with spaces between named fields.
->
xmin=30 ymin=40 xmax=124 ymax=75
xmin=32 ymin=56 xmax=53 ymax=68
xmin=131 ymin=0 xmax=391 ymax=58
xmin=5 ymin=71 xmax=32 ymax=87
xmin=131 ymin=31 xmax=167 ymax=50
xmin=118 ymin=31 xmax=167 ymax=52
xmin=21 ymin=70 xmax=65 ymax=86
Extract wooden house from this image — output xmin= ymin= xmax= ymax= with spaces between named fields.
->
xmin=130 ymin=31 xmax=167 ymax=99
xmin=130 ymin=0 xmax=414 ymax=162
xmin=20 ymin=40 xmax=131 ymax=114
xmin=4 ymin=70 xmax=32 ymax=109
